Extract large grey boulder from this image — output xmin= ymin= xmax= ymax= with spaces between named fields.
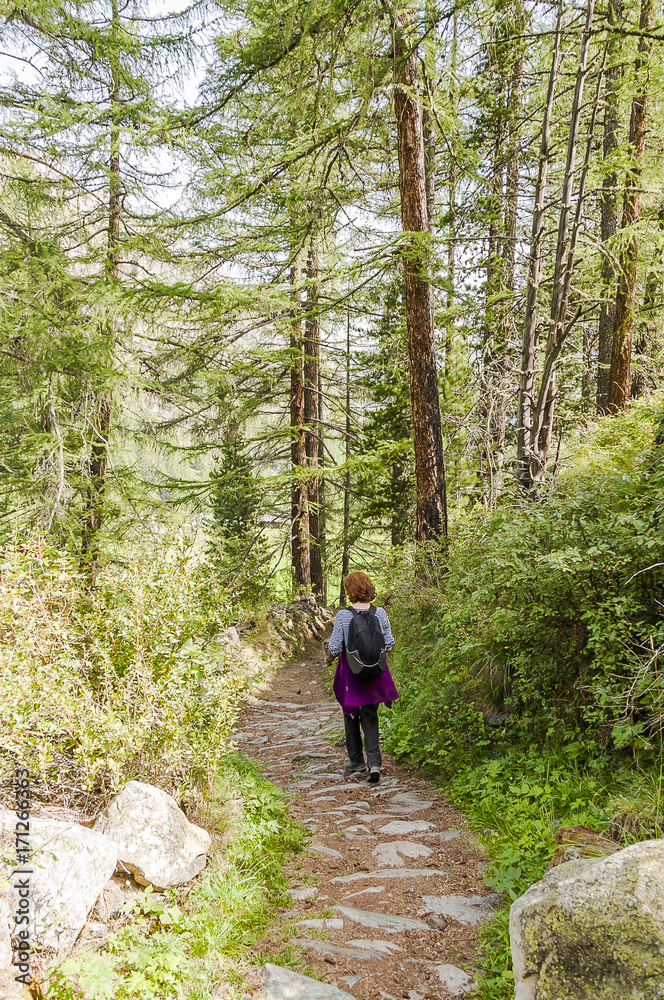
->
xmin=94 ymin=780 xmax=211 ymax=889
xmin=510 ymin=839 xmax=664 ymax=999
xmin=0 ymin=809 xmax=118 ymax=956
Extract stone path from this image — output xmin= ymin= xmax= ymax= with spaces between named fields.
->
xmin=237 ymin=645 xmax=497 ymax=999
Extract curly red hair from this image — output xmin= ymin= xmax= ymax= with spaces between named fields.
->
xmin=343 ymin=571 xmax=376 ymax=603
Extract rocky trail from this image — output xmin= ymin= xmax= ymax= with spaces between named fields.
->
xmin=238 ymin=642 xmax=499 ymax=1000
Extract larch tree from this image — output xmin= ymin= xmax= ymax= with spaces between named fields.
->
xmin=393 ymin=5 xmax=447 ymax=541
xmin=608 ymin=0 xmax=656 ymax=412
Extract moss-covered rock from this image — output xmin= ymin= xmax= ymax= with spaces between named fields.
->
xmin=510 ymin=840 xmax=664 ymax=999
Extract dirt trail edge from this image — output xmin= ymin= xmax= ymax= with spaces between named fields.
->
xmin=237 ymin=641 xmax=496 ymax=1000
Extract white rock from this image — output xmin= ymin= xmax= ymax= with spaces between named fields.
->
xmin=94 ymin=780 xmax=210 ymax=889
xmin=0 ymin=809 xmax=117 ymax=955
xmin=223 ymin=626 xmax=241 ymax=646
xmin=510 ymin=840 xmax=664 ymax=1000
xmin=378 ymin=820 xmax=434 ymax=835
xmin=295 ymin=917 xmax=344 ymax=930
xmin=0 ymin=971 xmax=31 ymax=999
xmin=421 ymin=894 xmax=490 ymax=926
xmin=334 ymin=905 xmax=430 ymax=933
xmin=292 ymin=937 xmax=384 ymax=960
xmin=347 ymin=938 xmax=402 ymax=955
xmin=309 ymin=843 xmax=343 ymax=859
xmin=0 ymin=896 xmax=12 ymax=969
xmin=263 ymin=962 xmax=355 ymax=999
xmin=436 ymin=964 xmax=477 ymax=995
xmin=332 ymin=867 xmax=447 ymax=883
xmin=289 ymin=886 xmax=318 ymax=902
xmin=372 ymin=841 xmax=432 ymax=868
xmin=384 ymin=792 xmax=433 ymax=815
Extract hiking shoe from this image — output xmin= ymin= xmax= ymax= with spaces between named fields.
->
xmin=367 ymin=766 xmax=381 ymax=784
xmin=344 ymin=761 xmax=367 ymax=776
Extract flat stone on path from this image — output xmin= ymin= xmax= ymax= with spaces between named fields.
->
xmin=379 ymin=820 xmax=434 ymax=835
xmin=331 ymin=868 xmax=448 ymax=883
xmin=436 ymin=964 xmax=477 ymax=995
xmin=296 ymin=918 xmax=344 ymax=930
xmin=262 ymin=963 xmax=355 ymax=999
xmin=334 ymin=905 xmax=430 ymax=933
xmin=292 ymin=938 xmax=385 ymax=961
xmin=385 ymin=792 xmax=433 ymax=814
xmin=347 ymin=938 xmax=402 ymax=955
xmin=421 ymin=894 xmax=491 ymax=926
xmin=372 ymin=841 xmax=433 ymax=867
xmin=309 ymin=843 xmax=343 ymax=858
xmin=289 ymin=886 xmax=317 ymax=901
xmin=308 ymin=784 xmax=369 ymax=796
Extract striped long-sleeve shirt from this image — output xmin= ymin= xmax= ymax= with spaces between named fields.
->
xmin=328 ymin=606 xmax=395 ymax=656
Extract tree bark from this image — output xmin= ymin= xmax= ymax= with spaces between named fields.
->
xmin=340 ymin=311 xmax=351 ymax=606
xmin=422 ymin=0 xmax=437 ymax=227
xmin=317 ymin=356 xmax=327 ymax=604
xmin=516 ymin=0 xmax=563 ymax=489
xmin=394 ymin=8 xmax=447 ymax=542
xmin=444 ymin=10 xmax=458 ymax=385
xmin=529 ymin=0 xmax=596 ymax=483
xmin=596 ymin=0 xmax=622 ymax=413
xmin=608 ymin=0 xmax=654 ymax=412
xmin=481 ymin=1 xmax=524 ymax=502
xmin=304 ymin=238 xmax=323 ymax=595
xmin=290 ymin=251 xmax=311 ymax=587
xmin=81 ymin=0 xmax=120 ymax=588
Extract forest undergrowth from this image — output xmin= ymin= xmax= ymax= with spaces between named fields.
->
xmin=0 ymin=539 xmax=305 ymax=999
xmin=381 ymin=396 xmax=664 ymax=998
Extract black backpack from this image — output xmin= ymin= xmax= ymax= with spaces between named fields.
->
xmin=346 ymin=605 xmax=387 ymax=679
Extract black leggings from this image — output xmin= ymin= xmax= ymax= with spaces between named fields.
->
xmin=343 ymin=704 xmax=381 ymax=769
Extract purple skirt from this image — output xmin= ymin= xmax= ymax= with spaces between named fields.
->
xmin=332 ymin=651 xmax=400 ymax=715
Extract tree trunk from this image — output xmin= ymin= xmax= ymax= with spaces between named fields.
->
xmin=444 ymin=11 xmax=458 ymax=385
xmin=608 ymin=0 xmax=654 ymax=412
xmin=482 ymin=3 xmax=524 ymax=502
xmin=422 ymin=0 xmax=437 ymax=227
xmin=304 ymin=238 xmax=323 ymax=595
xmin=340 ymin=311 xmax=351 ymax=606
xmin=528 ymin=0 xmax=596 ymax=484
xmin=394 ymin=8 xmax=447 ymax=542
xmin=493 ymin=5 xmax=524 ymax=493
xmin=596 ymin=0 xmax=622 ymax=413
xmin=516 ymin=0 xmax=563 ymax=489
xmin=290 ymin=251 xmax=311 ymax=587
xmin=633 ymin=245 xmax=662 ymax=398
xmin=81 ymin=2 xmax=120 ymax=588
xmin=317 ymin=357 xmax=327 ymax=604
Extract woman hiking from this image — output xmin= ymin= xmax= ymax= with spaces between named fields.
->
xmin=327 ymin=571 xmax=399 ymax=784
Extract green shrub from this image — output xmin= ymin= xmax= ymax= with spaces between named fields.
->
xmin=381 ymin=397 xmax=664 ymax=997
xmin=0 ymin=536 xmax=251 ymax=801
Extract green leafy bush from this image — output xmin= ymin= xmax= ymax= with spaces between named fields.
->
xmin=0 ymin=536 xmax=251 ymax=802
xmin=381 ymin=397 xmax=664 ymax=998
